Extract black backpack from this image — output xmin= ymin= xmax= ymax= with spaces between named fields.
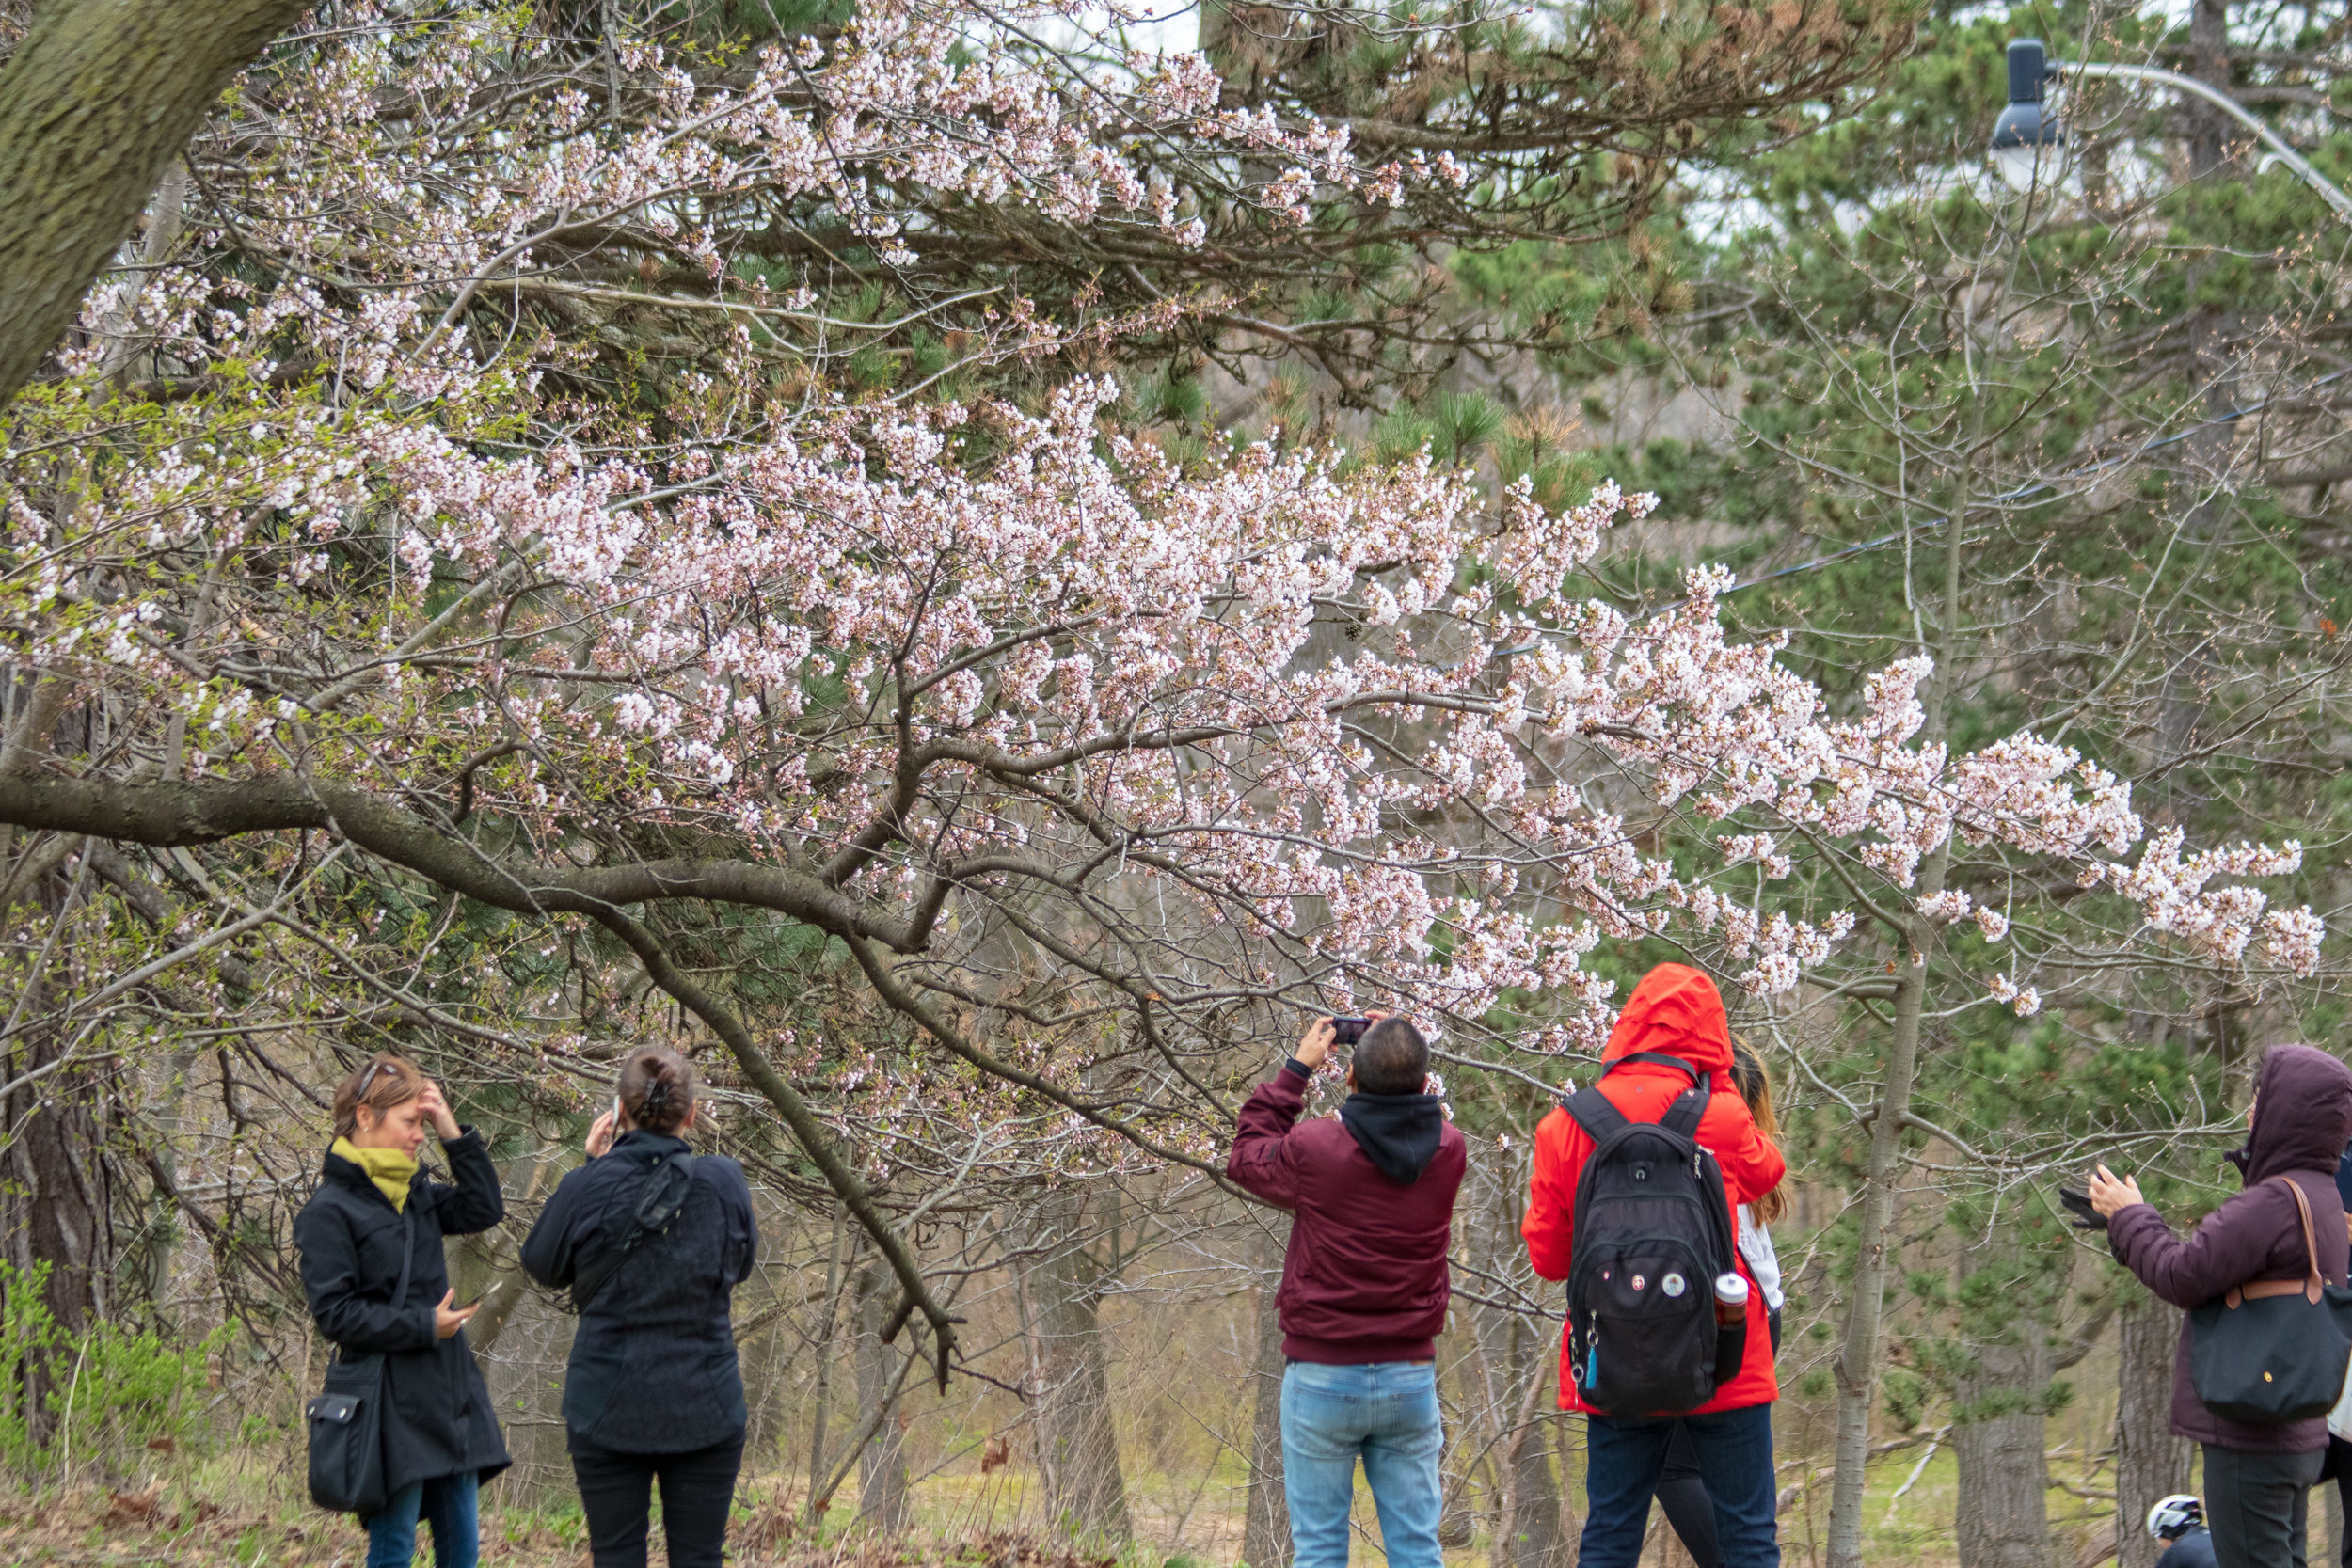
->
xmin=1562 ymin=1052 xmax=1744 ymax=1415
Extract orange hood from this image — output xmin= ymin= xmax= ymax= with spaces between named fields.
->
xmin=1600 ymin=963 xmax=1735 ymax=1089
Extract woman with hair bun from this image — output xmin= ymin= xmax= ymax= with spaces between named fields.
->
xmin=524 ymin=1045 xmax=758 ymax=1568
xmin=294 ymin=1053 xmax=511 ymax=1568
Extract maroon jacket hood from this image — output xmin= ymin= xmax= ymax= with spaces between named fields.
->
xmin=2232 ymin=1043 xmax=2352 ymax=1184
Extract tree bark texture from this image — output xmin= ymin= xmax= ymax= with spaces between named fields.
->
xmin=1824 ymin=939 xmax=1931 ymax=1568
xmin=0 ymin=866 xmax=116 ymax=1448
xmin=1501 ymin=1330 xmax=1570 ymax=1568
xmin=2113 ymin=1295 xmax=2191 ymax=1568
xmin=1829 ymin=393 xmax=1977 ymax=1567
xmin=1243 ymin=1215 xmax=1293 ymax=1568
xmin=1 ymin=1025 xmax=117 ymax=1445
xmin=855 ymin=1258 xmax=913 ymax=1532
xmin=0 ymin=0 xmax=312 ymax=403
xmin=1470 ymin=1236 xmax=1568 ymax=1563
xmin=1017 ymin=1188 xmax=1131 ymax=1541
xmin=1953 ymin=1322 xmax=2058 ymax=1568
xmin=2186 ymin=0 xmax=2232 ymax=178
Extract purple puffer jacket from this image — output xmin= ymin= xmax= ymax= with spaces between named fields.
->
xmin=2108 ymin=1043 xmax=2352 ymax=1452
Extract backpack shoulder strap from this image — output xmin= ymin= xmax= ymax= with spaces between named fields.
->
xmin=1563 ymin=1085 xmax=1630 ymax=1144
xmin=1610 ymin=1051 xmax=1702 ymax=1086
xmin=1658 ymin=1085 xmax=1711 ymax=1140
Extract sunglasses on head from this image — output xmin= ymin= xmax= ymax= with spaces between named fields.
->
xmin=353 ymin=1060 xmax=402 ymax=1099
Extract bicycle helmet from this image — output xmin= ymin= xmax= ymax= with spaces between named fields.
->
xmin=2145 ymin=1495 xmax=2202 ymax=1542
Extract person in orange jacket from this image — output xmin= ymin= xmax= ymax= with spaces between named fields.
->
xmin=1521 ymin=963 xmax=1788 ymax=1568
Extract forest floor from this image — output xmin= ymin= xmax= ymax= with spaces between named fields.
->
xmin=0 ymin=1484 xmax=1120 ymax=1568
xmin=0 ymin=1444 xmax=2116 ymax=1566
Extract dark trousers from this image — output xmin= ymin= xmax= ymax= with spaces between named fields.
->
xmin=2201 ymin=1442 xmax=2323 ymax=1568
xmin=1654 ymin=1307 xmax=1779 ymax=1568
xmin=1656 ymin=1422 xmax=1723 ymax=1568
xmin=1581 ymin=1402 xmax=1778 ymax=1568
xmin=571 ymin=1436 xmax=744 ymax=1568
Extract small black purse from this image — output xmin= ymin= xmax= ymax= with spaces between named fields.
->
xmin=2188 ymin=1175 xmax=2352 ymax=1426
xmin=306 ymin=1206 xmax=415 ymax=1516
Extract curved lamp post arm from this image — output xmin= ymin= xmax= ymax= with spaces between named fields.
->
xmin=2061 ymin=57 xmax=2352 ymax=224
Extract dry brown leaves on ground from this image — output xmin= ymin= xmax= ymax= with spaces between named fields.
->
xmin=0 ymin=1490 xmax=1131 ymax=1568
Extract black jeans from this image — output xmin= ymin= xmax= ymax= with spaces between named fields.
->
xmin=1655 ymin=1307 xmax=1780 ymax=1568
xmin=2201 ymin=1442 xmax=2323 ymax=1568
xmin=571 ymin=1435 xmax=744 ymax=1568
xmin=1656 ymin=1422 xmax=1723 ymax=1568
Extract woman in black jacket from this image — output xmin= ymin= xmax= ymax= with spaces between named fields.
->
xmin=524 ymin=1045 xmax=758 ymax=1568
xmin=294 ymin=1054 xmax=511 ymax=1568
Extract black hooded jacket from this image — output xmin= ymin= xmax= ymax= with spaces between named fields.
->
xmin=1339 ymin=1092 xmax=1446 ymax=1184
xmin=522 ymin=1130 xmax=758 ymax=1454
xmin=293 ymin=1131 xmax=513 ymax=1497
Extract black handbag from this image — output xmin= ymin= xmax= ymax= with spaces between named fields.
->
xmin=2188 ymin=1175 xmax=2352 ymax=1426
xmin=306 ymin=1205 xmax=415 ymax=1516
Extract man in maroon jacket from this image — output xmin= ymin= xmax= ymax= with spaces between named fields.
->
xmin=1227 ymin=1013 xmax=1469 ymax=1568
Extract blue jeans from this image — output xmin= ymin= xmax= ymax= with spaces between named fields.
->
xmin=365 ymin=1470 xmax=479 ymax=1568
xmin=1581 ymin=1404 xmax=1777 ymax=1568
xmin=1279 ymin=1361 xmax=1444 ymax=1568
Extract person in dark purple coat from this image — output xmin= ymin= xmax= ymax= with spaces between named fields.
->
xmin=2091 ymin=1042 xmax=2352 ymax=1568
xmin=1228 ymin=1012 xmax=1468 ymax=1568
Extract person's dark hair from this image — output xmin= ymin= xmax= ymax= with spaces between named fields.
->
xmin=1353 ymin=1016 xmax=1430 ymax=1096
xmin=618 ymin=1045 xmax=693 ymax=1134
xmin=332 ymin=1053 xmax=424 ymax=1139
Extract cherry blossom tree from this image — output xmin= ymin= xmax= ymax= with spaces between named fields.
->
xmin=0 ymin=1 xmax=2323 ymax=1504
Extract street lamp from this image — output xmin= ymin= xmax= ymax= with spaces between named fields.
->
xmin=1990 ymin=38 xmax=2060 ymax=193
xmin=1993 ymin=36 xmax=2352 ymax=222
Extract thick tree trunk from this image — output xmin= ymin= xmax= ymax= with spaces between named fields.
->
xmin=0 ymin=0 xmax=312 ymax=402
xmin=1017 ymin=1188 xmax=1131 ymax=1541
xmin=0 ymin=866 xmax=116 ymax=1449
xmin=2186 ymin=0 xmax=2231 ymax=178
xmin=1824 ymin=930 xmax=1931 ymax=1568
xmin=1828 ymin=388 xmax=1981 ymax=1568
xmin=855 ymin=1258 xmax=912 ymax=1532
xmin=1953 ymin=1332 xmax=2057 ymax=1568
xmin=1243 ymin=1215 xmax=1293 ymax=1568
xmin=0 ymin=1022 xmax=117 ymax=1443
xmin=1502 ymin=1316 xmax=1570 ymax=1568
xmin=2113 ymin=1296 xmax=2191 ymax=1568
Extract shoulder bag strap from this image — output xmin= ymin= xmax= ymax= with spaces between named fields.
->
xmin=392 ymin=1205 xmax=416 ymax=1310
xmin=334 ymin=1206 xmax=416 ymax=1364
xmin=571 ymin=1152 xmax=697 ymax=1313
xmin=2228 ymin=1176 xmax=2326 ymax=1307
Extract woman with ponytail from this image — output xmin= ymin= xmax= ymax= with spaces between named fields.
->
xmin=294 ymin=1053 xmax=511 ymax=1568
xmin=523 ymin=1046 xmax=758 ymax=1568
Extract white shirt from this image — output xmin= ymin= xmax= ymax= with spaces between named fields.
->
xmin=1738 ymin=1203 xmax=1784 ymax=1311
